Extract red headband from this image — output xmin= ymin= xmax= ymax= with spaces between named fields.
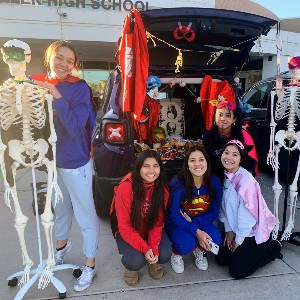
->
xmin=216 ymin=101 xmax=236 ymax=111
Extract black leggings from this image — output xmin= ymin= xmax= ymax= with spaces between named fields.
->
xmin=215 ymin=237 xmax=278 ymax=279
xmin=116 ymin=230 xmax=172 ymax=271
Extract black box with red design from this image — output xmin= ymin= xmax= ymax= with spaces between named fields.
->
xmin=92 ymin=7 xmax=277 ymax=217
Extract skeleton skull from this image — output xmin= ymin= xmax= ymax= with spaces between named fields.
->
xmin=1 ymin=39 xmax=31 ymax=78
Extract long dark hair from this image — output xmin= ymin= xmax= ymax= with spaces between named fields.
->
xmin=210 ymin=106 xmax=244 ymax=146
xmin=173 ymin=145 xmax=216 ymax=203
xmin=131 ymin=150 xmax=168 ymax=231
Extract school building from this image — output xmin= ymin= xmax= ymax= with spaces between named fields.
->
xmin=0 ymin=0 xmax=300 ymax=96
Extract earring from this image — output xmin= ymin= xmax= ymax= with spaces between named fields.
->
xmin=233 ymin=122 xmax=235 ymax=126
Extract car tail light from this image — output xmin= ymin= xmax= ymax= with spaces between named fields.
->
xmin=242 ymin=120 xmax=251 ymax=134
xmin=102 ymin=120 xmax=127 ymax=145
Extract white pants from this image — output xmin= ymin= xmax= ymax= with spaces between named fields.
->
xmin=53 ymin=160 xmax=100 ymax=258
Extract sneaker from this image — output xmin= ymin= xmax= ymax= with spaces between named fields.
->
xmin=171 ymin=253 xmax=184 ymax=274
xmin=193 ymin=248 xmax=208 ymax=271
xmin=55 ymin=241 xmax=72 ymax=265
xmin=73 ymin=266 xmax=96 ymax=292
xmin=124 ymin=268 xmax=139 ymax=286
xmin=148 ymin=263 xmax=164 ymax=280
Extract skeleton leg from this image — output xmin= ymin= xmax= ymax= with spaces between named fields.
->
xmin=272 ymin=144 xmax=282 ymax=239
xmin=281 ymin=149 xmax=300 ymax=241
xmin=9 ymin=162 xmax=34 ymax=286
xmin=38 ymin=158 xmax=55 ymax=289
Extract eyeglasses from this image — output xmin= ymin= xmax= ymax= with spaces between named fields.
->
xmin=227 ymin=139 xmax=244 ymax=150
xmin=216 ymin=101 xmax=236 ymax=111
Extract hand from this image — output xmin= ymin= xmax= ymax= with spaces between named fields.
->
xmin=196 ymin=229 xmax=212 ymax=251
xmin=145 ymin=249 xmax=158 ymax=264
xmin=224 ymin=231 xmax=235 ymax=249
xmin=33 ymin=80 xmax=62 ymax=100
xmin=180 ymin=210 xmax=191 ymax=222
xmin=229 ymin=241 xmax=239 ymax=252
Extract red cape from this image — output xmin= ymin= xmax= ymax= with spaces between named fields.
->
xmin=118 ymin=9 xmax=149 ymax=119
xmin=30 ymin=74 xmax=80 ymax=84
xmin=242 ymin=130 xmax=259 ymax=177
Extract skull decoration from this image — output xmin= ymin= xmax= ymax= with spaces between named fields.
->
xmin=166 ymin=121 xmax=177 ymax=135
xmin=1 ymin=39 xmax=31 ymax=78
xmin=151 ymin=126 xmax=166 ymax=145
xmin=173 ymin=21 xmax=196 ymax=42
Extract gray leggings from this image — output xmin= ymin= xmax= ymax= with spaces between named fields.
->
xmin=116 ymin=230 xmax=172 ymax=271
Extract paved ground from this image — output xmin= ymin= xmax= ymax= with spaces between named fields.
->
xmin=0 ymin=168 xmax=300 ymax=300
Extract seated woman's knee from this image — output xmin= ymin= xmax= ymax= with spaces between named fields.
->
xmin=123 ymin=255 xmax=146 ymax=271
xmin=229 ymin=265 xmax=248 ymax=279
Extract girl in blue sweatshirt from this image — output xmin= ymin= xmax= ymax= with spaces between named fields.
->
xmin=33 ymin=41 xmax=99 ymax=292
xmin=166 ymin=145 xmax=222 ymax=274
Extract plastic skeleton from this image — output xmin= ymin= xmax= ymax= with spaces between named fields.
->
xmin=268 ymin=62 xmax=300 ymax=241
xmin=0 ymin=40 xmax=62 ymax=288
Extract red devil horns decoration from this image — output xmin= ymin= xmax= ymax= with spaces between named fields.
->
xmin=173 ymin=21 xmax=196 ymax=42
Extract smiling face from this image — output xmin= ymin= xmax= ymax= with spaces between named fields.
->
xmin=215 ymin=107 xmax=237 ymax=134
xmin=188 ymin=150 xmax=207 ymax=180
xmin=221 ymin=144 xmax=241 ymax=173
xmin=140 ymin=157 xmax=161 ymax=183
xmin=49 ymin=46 xmax=75 ymax=80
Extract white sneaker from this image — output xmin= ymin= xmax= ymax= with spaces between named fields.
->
xmin=193 ymin=248 xmax=208 ymax=271
xmin=171 ymin=253 xmax=184 ymax=274
xmin=73 ymin=266 xmax=96 ymax=292
xmin=55 ymin=241 xmax=72 ymax=265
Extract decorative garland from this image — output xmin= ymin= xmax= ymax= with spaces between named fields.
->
xmin=146 ymin=31 xmax=263 ymax=74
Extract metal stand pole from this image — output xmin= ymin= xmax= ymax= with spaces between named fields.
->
xmin=6 ymin=167 xmax=79 ymax=300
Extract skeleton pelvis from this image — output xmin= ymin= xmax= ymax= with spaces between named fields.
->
xmin=8 ymin=139 xmax=49 ymax=166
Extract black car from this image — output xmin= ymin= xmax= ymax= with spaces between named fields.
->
xmin=241 ymin=73 xmax=299 ymax=183
xmin=92 ymin=7 xmax=277 ymax=217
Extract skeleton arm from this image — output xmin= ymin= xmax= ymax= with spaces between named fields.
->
xmin=0 ymin=130 xmax=14 ymax=210
xmin=267 ymin=90 xmax=277 ymax=169
xmin=45 ymin=93 xmax=62 ymax=206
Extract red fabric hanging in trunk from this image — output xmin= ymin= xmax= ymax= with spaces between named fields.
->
xmin=118 ymin=9 xmax=149 ymax=120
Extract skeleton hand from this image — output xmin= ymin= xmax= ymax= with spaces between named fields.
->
xmin=267 ymin=150 xmax=277 ymax=170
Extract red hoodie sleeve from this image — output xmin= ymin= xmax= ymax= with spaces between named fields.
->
xmin=115 ymin=181 xmax=151 ymax=255
xmin=147 ymin=188 xmax=169 ymax=256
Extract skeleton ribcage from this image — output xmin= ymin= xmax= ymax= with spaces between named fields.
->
xmin=0 ymin=84 xmax=46 ymax=131
xmin=275 ymin=86 xmax=300 ymax=121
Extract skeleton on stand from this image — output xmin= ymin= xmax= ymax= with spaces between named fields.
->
xmin=268 ymin=55 xmax=300 ymax=241
xmin=0 ymin=39 xmax=62 ymax=289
